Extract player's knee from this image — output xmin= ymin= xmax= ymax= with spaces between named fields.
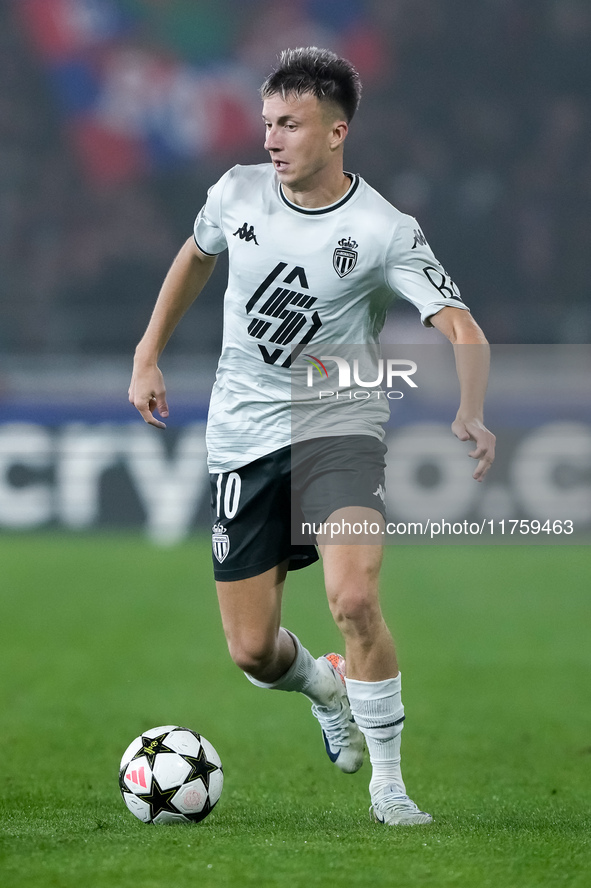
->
xmin=226 ymin=637 xmax=276 ymax=676
xmin=328 ymin=587 xmax=380 ymax=634
xmin=326 ymin=560 xmax=380 ymax=624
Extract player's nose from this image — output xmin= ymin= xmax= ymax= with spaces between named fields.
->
xmin=264 ymin=127 xmax=281 ymax=151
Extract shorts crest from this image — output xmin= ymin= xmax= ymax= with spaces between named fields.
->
xmin=212 ymin=523 xmax=230 ymax=563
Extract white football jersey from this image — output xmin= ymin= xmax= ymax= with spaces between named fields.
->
xmin=194 ymin=163 xmax=468 ymax=472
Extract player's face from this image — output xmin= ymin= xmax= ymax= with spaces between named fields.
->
xmin=262 ymin=92 xmax=347 ymax=193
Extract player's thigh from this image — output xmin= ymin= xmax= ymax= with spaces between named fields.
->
xmin=215 ymin=560 xmax=289 ymax=655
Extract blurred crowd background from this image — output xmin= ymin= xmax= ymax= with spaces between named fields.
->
xmin=1 ymin=0 xmax=590 ymax=358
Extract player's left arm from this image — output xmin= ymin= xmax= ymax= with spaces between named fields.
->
xmin=430 ymin=306 xmax=496 ymax=481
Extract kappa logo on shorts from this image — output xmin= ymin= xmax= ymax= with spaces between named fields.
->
xmin=212 ymin=523 xmax=230 ymax=563
xmin=373 ymin=483 xmax=386 ymax=504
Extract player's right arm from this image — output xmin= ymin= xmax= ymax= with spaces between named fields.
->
xmin=129 ymin=237 xmax=217 ymax=428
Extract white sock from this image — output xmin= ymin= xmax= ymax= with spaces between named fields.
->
xmin=346 ymin=673 xmax=406 ymax=798
xmin=244 ymin=630 xmax=339 ymax=708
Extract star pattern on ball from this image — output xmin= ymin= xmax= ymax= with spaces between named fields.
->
xmin=131 ymin=732 xmax=173 ymax=767
xmin=142 ymin=778 xmax=180 ymax=821
xmin=182 ymin=746 xmax=220 ymax=790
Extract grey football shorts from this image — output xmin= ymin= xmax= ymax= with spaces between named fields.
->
xmin=209 ymin=435 xmax=387 ymax=582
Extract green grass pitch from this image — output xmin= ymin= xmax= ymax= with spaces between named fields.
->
xmin=0 ymin=534 xmax=590 ymax=887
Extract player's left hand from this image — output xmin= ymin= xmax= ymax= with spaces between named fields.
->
xmin=452 ymin=417 xmax=496 ymax=481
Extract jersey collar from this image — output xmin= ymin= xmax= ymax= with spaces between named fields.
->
xmin=279 ymin=173 xmax=359 ymax=215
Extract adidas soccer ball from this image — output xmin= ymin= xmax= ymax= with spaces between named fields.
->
xmin=119 ymin=725 xmax=223 ymax=824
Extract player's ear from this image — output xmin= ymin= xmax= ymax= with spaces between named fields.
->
xmin=329 ymin=120 xmax=348 ymax=151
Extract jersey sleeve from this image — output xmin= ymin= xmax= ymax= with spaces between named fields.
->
xmin=193 ymin=168 xmax=234 ymax=255
xmin=384 ymin=214 xmax=470 ymax=326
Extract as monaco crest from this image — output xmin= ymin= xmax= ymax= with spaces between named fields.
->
xmin=212 ymin=523 xmax=230 ymax=563
xmin=333 ymin=237 xmax=358 ymax=278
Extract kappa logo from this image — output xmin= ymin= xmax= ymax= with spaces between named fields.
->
xmin=233 ymin=222 xmax=259 ymax=244
xmin=333 ymin=237 xmax=358 ymax=278
xmin=373 ymin=483 xmax=386 ymax=504
xmin=411 ymin=228 xmax=428 ymax=249
xmin=212 ymin=522 xmax=230 ymax=563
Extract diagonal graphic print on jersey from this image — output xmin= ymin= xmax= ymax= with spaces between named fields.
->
xmin=245 ymin=261 xmax=322 ymax=368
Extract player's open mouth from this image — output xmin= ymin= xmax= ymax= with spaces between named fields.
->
xmin=273 ymin=160 xmax=288 ymax=171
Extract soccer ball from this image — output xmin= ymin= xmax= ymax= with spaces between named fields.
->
xmin=119 ymin=725 xmax=223 ymax=824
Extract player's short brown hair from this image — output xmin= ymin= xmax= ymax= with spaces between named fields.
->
xmin=260 ymin=47 xmax=362 ymax=122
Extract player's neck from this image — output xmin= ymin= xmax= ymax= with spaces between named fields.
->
xmin=282 ymin=169 xmax=351 ymax=210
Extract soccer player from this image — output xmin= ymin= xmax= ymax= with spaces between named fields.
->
xmin=129 ymin=47 xmax=495 ymax=826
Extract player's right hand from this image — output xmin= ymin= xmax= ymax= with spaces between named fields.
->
xmin=128 ymin=363 xmax=169 ymax=429
xmin=451 ymin=417 xmax=495 ymax=481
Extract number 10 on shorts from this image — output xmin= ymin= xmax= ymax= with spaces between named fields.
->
xmin=215 ymin=472 xmax=242 ymax=520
